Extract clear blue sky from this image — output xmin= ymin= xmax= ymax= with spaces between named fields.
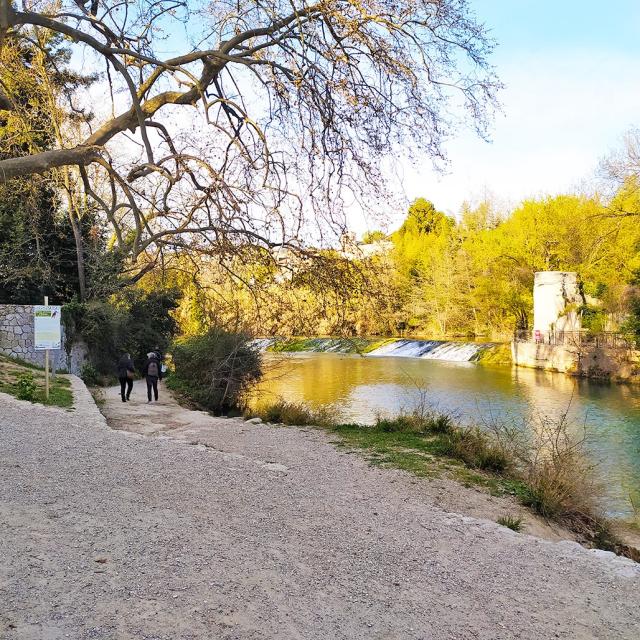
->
xmin=375 ymin=0 xmax=640 ymax=230
xmin=479 ymin=0 xmax=640 ymax=54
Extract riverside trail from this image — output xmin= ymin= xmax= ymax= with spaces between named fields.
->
xmin=1 ymin=377 xmax=639 ymax=639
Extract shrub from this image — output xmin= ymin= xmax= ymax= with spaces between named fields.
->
xmin=16 ymin=372 xmax=37 ymax=401
xmin=170 ymin=328 xmax=262 ymax=413
xmin=430 ymin=413 xmax=455 ymax=434
xmin=63 ymin=299 xmax=125 ymax=375
xmin=376 ymin=414 xmax=426 ymax=434
xmin=443 ymin=427 xmax=512 ymax=473
xmin=253 ymin=399 xmax=338 ymax=427
xmin=497 ymin=515 xmax=523 ymax=532
xmin=375 ymin=410 xmax=454 ymax=436
xmin=80 ymin=363 xmax=101 ymax=387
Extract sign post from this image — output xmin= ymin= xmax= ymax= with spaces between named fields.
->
xmin=34 ymin=299 xmax=61 ymax=400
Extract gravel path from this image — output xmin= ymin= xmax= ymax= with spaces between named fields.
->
xmin=1 ymin=378 xmax=639 ymax=639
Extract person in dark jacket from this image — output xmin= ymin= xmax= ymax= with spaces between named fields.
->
xmin=117 ymin=353 xmax=135 ymax=402
xmin=142 ymin=351 xmax=162 ymax=403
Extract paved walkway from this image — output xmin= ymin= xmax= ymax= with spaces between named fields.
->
xmin=1 ymin=377 xmax=639 ymax=639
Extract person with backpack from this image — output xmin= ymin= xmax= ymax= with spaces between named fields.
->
xmin=153 ymin=345 xmax=167 ymax=375
xmin=116 ymin=353 xmax=135 ymax=402
xmin=142 ymin=351 xmax=162 ymax=403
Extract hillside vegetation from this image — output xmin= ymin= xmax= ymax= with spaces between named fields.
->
xmin=0 ymin=355 xmax=73 ymax=408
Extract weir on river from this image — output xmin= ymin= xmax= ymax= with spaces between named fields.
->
xmin=366 ymin=339 xmax=491 ymax=361
xmin=253 ymin=337 xmax=493 ymax=362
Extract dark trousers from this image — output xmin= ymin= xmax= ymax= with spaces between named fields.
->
xmin=146 ymin=376 xmax=159 ymax=401
xmin=119 ymin=377 xmax=133 ymax=400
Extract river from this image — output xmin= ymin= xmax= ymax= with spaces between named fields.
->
xmin=256 ymin=352 xmax=640 ymax=518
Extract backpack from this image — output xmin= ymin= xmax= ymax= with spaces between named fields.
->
xmin=147 ymin=360 xmax=159 ymax=377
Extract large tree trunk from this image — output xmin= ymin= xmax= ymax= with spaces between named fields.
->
xmin=61 ymin=174 xmax=87 ymax=301
xmin=68 ymin=208 xmax=87 ymax=301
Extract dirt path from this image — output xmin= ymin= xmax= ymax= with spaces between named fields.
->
xmin=1 ymin=378 xmax=640 ymax=639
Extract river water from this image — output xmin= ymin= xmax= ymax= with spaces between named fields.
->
xmin=256 ymin=352 xmax=640 ymax=518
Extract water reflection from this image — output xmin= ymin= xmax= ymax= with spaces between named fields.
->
xmin=255 ymin=353 xmax=640 ymax=518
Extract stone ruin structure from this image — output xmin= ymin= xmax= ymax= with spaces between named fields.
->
xmin=533 ymin=271 xmax=583 ymax=335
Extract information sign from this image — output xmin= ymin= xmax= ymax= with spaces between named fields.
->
xmin=34 ymin=305 xmax=62 ymax=350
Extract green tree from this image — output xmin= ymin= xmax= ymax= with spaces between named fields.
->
xmin=0 ymin=32 xmax=99 ymax=302
xmin=362 ymin=230 xmax=386 ymax=244
xmin=399 ymin=199 xmax=452 ymax=236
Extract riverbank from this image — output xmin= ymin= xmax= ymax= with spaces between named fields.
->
xmin=101 ymin=379 xmax=640 ymax=556
xmin=254 ymin=351 xmax=640 ymax=519
xmin=250 ymin=399 xmax=640 ymax=559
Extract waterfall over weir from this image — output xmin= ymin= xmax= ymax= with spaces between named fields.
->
xmin=253 ymin=338 xmax=493 ymax=362
xmin=366 ymin=339 xmax=490 ymax=362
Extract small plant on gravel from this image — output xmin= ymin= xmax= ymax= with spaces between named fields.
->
xmin=497 ymin=515 xmax=523 ymax=532
xmin=16 ymin=372 xmax=37 ymax=401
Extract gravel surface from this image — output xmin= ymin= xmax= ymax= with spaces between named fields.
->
xmin=1 ymin=377 xmax=640 ymax=639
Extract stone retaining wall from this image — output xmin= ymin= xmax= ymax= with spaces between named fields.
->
xmin=511 ymin=340 xmax=640 ymax=382
xmin=0 ymin=304 xmax=87 ymax=374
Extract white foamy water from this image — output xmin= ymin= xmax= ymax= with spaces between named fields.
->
xmin=367 ymin=339 xmax=488 ymax=362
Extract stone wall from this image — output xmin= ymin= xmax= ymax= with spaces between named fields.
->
xmin=0 ymin=304 xmax=87 ymax=374
xmin=511 ymin=340 xmax=640 ymax=382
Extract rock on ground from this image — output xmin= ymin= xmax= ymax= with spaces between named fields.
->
xmin=1 ymin=377 xmax=639 ymax=640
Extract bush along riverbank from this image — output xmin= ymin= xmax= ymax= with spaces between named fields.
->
xmin=248 ymin=398 xmax=638 ymax=561
xmin=167 ymin=328 xmax=262 ymax=415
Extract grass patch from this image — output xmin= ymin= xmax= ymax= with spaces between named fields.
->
xmin=497 ymin=515 xmax=524 ymax=532
xmin=0 ymin=355 xmax=73 ymax=408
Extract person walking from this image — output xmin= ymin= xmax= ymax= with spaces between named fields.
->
xmin=142 ymin=351 xmax=162 ymax=403
xmin=117 ymin=353 xmax=135 ymax=402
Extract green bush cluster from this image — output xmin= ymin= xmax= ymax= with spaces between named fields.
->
xmin=80 ymin=363 xmax=101 ymax=387
xmin=622 ymin=296 xmax=640 ymax=347
xmin=252 ymin=398 xmax=337 ymax=427
xmin=168 ymin=328 xmax=262 ymax=414
xmin=16 ymin=372 xmax=37 ymax=401
xmin=376 ymin=412 xmax=453 ymax=435
xmin=373 ymin=412 xmax=510 ymax=473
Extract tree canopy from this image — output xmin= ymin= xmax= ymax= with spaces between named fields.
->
xmin=0 ymin=0 xmax=499 ymax=282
